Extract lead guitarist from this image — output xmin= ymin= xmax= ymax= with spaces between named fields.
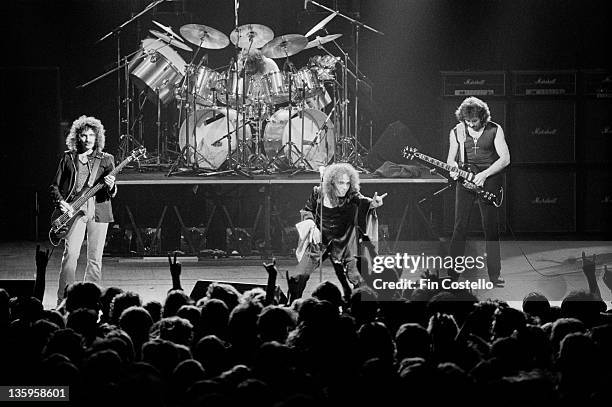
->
xmin=49 ymin=115 xmax=117 ymax=305
xmin=446 ymin=97 xmax=510 ymax=286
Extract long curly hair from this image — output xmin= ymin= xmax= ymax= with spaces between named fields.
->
xmin=65 ymin=115 xmax=106 ymax=153
xmin=454 ymin=97 xmax=491 ymax=124
xmin=322 ymin=163 xmax=360 ymax=206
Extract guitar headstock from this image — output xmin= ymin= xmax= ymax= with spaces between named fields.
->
xmin=131 ymin=146 xmax=147 ymax=161
xmin=402 ymin=146 xmax=418 ymax=160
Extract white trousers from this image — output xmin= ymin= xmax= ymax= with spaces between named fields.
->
xmin=57 ymin=199 xmax=108 ymax=302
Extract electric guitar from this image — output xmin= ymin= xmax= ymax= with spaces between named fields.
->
xmin=402 ymin=146 xmax=503 ymax=207
xmin=49 ymin=147 xmax=146 ymax=246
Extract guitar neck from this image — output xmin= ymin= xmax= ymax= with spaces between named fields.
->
xmin=70 ymin=156 xmax=133 ymax=210
xmin=414 ymin=152 xmax=471 ymax=178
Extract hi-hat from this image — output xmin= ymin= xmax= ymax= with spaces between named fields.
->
xmin=180 ymin=24 xmax=230 ymax=49
xmin=261 ymin=34 xmax=308 ymax=59
xmin=305 ymin=33 xmax=343 ymax=49
xmin=230 ymin=24 xmax=274 ymax=49
xmin=149 ymin=30 xmax=193 ymax=52
xmin=152 ymin=20 xmax=183 ymax=42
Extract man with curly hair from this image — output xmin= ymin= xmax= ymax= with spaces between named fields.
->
xmin=290 ymin=163 xmax=387 ymax=300
xmin=446 ymin=97 xmax=510 ymax=286
xmin=50 ymin=115 xmax=117 ymax=305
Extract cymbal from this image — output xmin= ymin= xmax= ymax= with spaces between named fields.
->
xmin=152 ymin=20 xmax=183 ymax=42
xmin=305 ymin=33 xmax=343 ymax=50
xmin=261 ymin=34 xmax=308 ymax=59
xmin=180 ymin=24 xmax=230 ymax=49
xmin=149 ymin=30 xmax=193 ymax=52
xmin=230 ymin=24 xmax=274 ymax=49
xmin=305 ymin=12 xmax=338 ymax=37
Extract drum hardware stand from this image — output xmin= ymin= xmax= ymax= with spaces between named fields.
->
xmin=94 ymin=0 xmax=165 ymax=159
xmin=291 ymin=104 xmax=336 ymax=176
xmin=308 ymin=1 xmax=383 ymax=171
xmin=167 ymin=42 xmax=217 ymax=176
xmin=270 ymin=58 xmax=310 ymax=173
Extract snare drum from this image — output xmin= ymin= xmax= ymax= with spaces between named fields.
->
xmin=129 ymin=38 xmax=186 ymax=105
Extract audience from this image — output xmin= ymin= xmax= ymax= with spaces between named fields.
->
xmin=0 ymin=250 xmax=610 ymax=406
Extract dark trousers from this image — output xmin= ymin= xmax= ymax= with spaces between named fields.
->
xmin=449 ymin=183 xmax=501 ymax=280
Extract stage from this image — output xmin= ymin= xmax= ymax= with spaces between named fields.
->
xmin=1 ymin=239 xmax=610 ymax=310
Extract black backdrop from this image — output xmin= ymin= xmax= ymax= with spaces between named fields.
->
xmin=1 ymin=0 xmax=610 ymax=240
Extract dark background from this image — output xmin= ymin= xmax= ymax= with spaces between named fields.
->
xmin=1 ymin=0 xmax=610 ymax=244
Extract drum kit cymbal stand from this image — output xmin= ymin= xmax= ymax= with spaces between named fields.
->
xmin=306 ymin=1 xmax=384 ymax=171
xmin=78 ymin=0 xmax=384 ymax=176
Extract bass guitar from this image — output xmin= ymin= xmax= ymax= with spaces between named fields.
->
xmin=49 ymin=147 xmax=146 ymax=246
xmin=402 ymin=146 xmax=503 ymax=207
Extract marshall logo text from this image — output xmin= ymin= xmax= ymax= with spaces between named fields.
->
xmin=532 ymin=197 xmax=559 ymax=204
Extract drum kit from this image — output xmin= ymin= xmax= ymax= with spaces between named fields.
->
xmin=83 ymin=1 xmax=384 ymax=176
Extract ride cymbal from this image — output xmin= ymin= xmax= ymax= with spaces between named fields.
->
xmin=261 ymin=34 xmax=308 ymax=59
xmin=229 ymin=24 xmax=274 ymax=49
xmin=180 ymin=24 xmax=230 ymax=49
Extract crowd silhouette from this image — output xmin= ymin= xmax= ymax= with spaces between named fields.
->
xmin=1 ymin=248 xmax=611 ymax=406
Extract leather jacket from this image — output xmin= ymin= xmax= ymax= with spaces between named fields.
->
xmin=49 ymin=150 xmax=117 ymax=223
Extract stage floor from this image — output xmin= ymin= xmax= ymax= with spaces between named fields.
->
xmin=1 ymin=240 xmax=611 ymax=310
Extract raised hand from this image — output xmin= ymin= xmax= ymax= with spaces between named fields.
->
xmin=35 ymin=244 xmax=50 ymax=271
xmin=370 ymin=192 xmax=388 ymax=209
xmin=581 ymin=251 xmax=600 ymax=298
xmin=602 ymin=265 xmax=612 ymax=293
xmin=263 ymin=259 xmax=279 ymax=305
xmin=168 ymin=251 xmax=182 ymax=290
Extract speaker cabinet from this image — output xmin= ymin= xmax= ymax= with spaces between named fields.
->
xmin=509 ymin=168 xmax=576 ymax=232
xmin=510 ymin=100 xmax=575 ymax=163
xmin=579 ymin=99 xmax=612 ymax=163
xmin=190 ymin=280 xmax=287 ymax=303
xmin=579 ymin=169 xmax=612 ymax=233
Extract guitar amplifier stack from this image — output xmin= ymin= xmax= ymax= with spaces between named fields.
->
xmin=440 ymin=70 xmax=612 ymax=235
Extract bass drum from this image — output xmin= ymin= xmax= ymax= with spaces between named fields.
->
xmin=178 ymin=108 xmax=250 ymax=169
xmin=264 ymin=108 xmax=334 ymax=168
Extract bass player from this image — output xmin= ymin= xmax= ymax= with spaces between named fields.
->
xmin=49 ymin=115 xmax=117 ymax=305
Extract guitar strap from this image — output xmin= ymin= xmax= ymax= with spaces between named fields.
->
xmin=454 ymin=124 xmax=468 ymax=165
xmin=87 ymin=155 xmax=102 ymax=188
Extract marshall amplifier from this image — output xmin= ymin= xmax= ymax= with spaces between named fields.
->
xmin=441 ymin=71 xmax=506 ymax=97
xmin=579 ymin=169 xmax=612 ymax=233
xmin=579 ymin=99 xmax=612 ymax=163
xmin=512 ymin=71 xmax=576 ymax=96
xmin=509 ymin=168 xmax=576 ymax=233
xmin=510 ymin=100 xmax=575 ymax=163
xmin=582 ymin=70 xmax=612 ymax=98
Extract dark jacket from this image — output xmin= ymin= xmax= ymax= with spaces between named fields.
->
xmin=49 ymin=150 xmax=117 ymax=223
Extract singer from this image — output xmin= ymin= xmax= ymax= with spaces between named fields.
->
xmin=289 ymin=163 xmax=387 ymax=300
